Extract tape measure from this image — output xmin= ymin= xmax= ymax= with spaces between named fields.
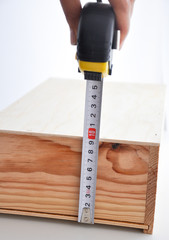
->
xmin=78 ymin=79 xmax=103 ymax=224
xmin=76 ymin=2 xmax=119 ymax=224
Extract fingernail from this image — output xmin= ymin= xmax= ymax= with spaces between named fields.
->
xmin=120 ymin=39 xmax=124 ymax=50
xmin=70 ymin=30 xmax=77 ymax=45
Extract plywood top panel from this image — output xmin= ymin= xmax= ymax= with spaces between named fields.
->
xmin=0 ymin=78 xmax=166 ymax=145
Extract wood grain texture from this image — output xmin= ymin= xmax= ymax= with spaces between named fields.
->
xmin=0 ymin=78 xmax=166 ymax=145
xmin=144 ymin=146 xmax=159 ymax=234
xmin=0 ymin=132 xmax=149 ymax=226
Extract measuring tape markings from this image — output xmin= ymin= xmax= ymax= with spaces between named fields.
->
xmin=78 ymin=80 xmax=103 ymax=224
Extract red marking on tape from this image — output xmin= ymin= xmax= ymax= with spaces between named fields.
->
xmin=88 ymin=128 xmax=96 ymax=139
xmin=86 ymin=189 xmax=90 ymax=194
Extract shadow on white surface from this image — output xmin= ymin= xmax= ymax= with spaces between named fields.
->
xmin=0 ymin=214 xmax=150 ymax=240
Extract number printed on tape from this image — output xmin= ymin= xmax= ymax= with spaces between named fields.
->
xmin=88 ymin=128 xmax=96 ymax=139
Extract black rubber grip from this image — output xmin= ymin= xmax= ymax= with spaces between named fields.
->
xmin=77 ymin=2 xmax=115 ymax=63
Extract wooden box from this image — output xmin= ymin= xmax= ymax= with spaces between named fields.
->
xmin=0 ymin=78 xmax=166 ymax=233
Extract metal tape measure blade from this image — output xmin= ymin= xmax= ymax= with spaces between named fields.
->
xmin=78 ymin=80 xmax=103 ymax=224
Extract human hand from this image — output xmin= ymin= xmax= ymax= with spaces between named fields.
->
xmin=60 ymin=0 xmax=135 ymax=48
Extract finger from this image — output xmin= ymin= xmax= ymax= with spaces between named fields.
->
xmin=60 ymin=0 xmax=82 ymax=45
xmin=130 ymin=0 xmax=135 ymax=15
xmin=108 ymin=0 xmax=134 ymax=48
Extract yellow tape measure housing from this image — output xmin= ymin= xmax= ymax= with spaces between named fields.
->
xmin=78 ymin=60 xmax=109 ymax=78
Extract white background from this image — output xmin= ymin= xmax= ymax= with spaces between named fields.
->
xmin=0 ymin=0 xmax=169 ymax=239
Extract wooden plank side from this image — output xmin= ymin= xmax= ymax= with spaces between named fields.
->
xmin=0 ymin=209 xmax=149 ymax=230
xmin=0 ymin=132 xmax=149 ymax=225
xmin=144 ymin=146 xmax=159 ymax=234
xmin=0 ymin=78 xmax=166 ymax=145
